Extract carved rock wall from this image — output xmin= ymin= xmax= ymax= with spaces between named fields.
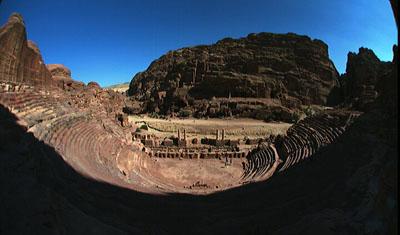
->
xmin=128 ymin=32 xmax=340 ymax=116
xmin=0 ymin=13 xmax=53 ymax=86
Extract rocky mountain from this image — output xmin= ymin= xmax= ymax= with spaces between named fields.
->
xmin=127 ymin=32 xmax=340 ymax=119
xmin=340 ymin=47 xmax=394 ymax=111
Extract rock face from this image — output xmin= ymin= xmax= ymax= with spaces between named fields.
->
xmin=47 ymin=64 xmax=72 ymax=80
xmin=47 ymin=64 xmax=85 ymax=90
xmin=87 ymin=81 xmax=101 ymax=89
xmin=128 ymin=32 xmax=340 ymax=118
xmin=0 ymin=13 xmax=53 ymax=86
xmin=376 ymin=45 xmax=398 ymax=116
xmin=340 ymin=47 xmax=393 ymax=110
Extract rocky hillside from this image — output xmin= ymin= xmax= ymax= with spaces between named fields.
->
xmin=340 ymin=47 xmax=394 ymax=111
xmin=128 ymin=32 xmax=340 ymax=118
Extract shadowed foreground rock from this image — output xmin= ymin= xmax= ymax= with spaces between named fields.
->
xmin=47 ymin=64 xmax=85 ymax=90
xmin=340 ymin=47 xmax=393 ymax=111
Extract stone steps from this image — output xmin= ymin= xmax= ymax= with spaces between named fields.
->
xmin=277 ymin=112 xmax=357 ymax=172
xmin=243 ymin=145 xmax=276 ymax=179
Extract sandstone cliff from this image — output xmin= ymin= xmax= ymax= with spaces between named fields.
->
xmin=128 ymin=32 xmax=340 ymax=118
xmin=0 ymin=13 xmax=53 ymax=86
xmin=47 ymin=64 xmax=86 ymax=90
xmin=340 ymin=47 xmax=393 ymax=111
xmin=47 ymin=64 xmax=72 ymax=81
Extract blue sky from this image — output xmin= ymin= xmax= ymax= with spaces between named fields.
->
xmin=0 ymin=0 xmax=397 ymax=87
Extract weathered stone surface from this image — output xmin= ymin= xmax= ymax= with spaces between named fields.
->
xmin=375 ymin=45 xmax=398 ymax=116
xmin=46 ymin=63 xmax=86 ymax=91
xmin=340 ymin=47 xmax=393 ymax=110
xmin=87 ymin=81 xmax=101 ymax=89
xmin=0 ymin=13 xmax=53 ymax=86
xmin=128 ymin=32 xmax=340 ymax=118
xmin=47 ymin=64 xmax=72 ymax=80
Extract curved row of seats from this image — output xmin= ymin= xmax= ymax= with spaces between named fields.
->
xmin=277 ymin=113 xmax=355 ymax=172
xmin=0 ymin=84 xmax=143 ymax=189
xmin=242 ymin=111 xmax=359 ymax=179
xmin=0 ymin=87 xmax=68 ymax=128
xmin=1 ymin=82 xmax=361 ymax=192
xmin=242 ymin=144 xmax=276 ymax=180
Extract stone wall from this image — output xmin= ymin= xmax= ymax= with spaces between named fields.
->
xmin=149 ymin=148 xmax=247 ymax=159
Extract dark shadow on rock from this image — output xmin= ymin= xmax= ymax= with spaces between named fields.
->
xmin=326 ymin=85 xmax=344 ymax=106
xmin=0 ymin=103 xmax=397 ymax=234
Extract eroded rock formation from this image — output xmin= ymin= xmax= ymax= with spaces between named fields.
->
xmin=0 ymin=13 xmax=53 ymax=86
xmin=340 ymin=47 xmax=393 ymax=110
xmin=128 ymin=32 xmax=340 ymax=119
xmin=47 ymin=64 xmax=72 ymax=80
xmin=47 ymin=63 xmax=85 ymax=90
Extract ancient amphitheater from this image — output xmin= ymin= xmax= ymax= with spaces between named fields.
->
xmin=0 ymin=7 xmax=398 ymax=235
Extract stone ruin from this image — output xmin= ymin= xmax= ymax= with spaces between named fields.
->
xmin=0 ymin=11 xmax=397 ymax=234
xmin=0 ymin=11 xmax=368 ymax=192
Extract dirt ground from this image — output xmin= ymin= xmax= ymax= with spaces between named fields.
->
xmin=143 ymin=157 xmax=245 ymax=193
xmin=129 ymin=115 xmax=291 ymax=139
xmin=126 ymin=115 xmax=291 ymax=194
